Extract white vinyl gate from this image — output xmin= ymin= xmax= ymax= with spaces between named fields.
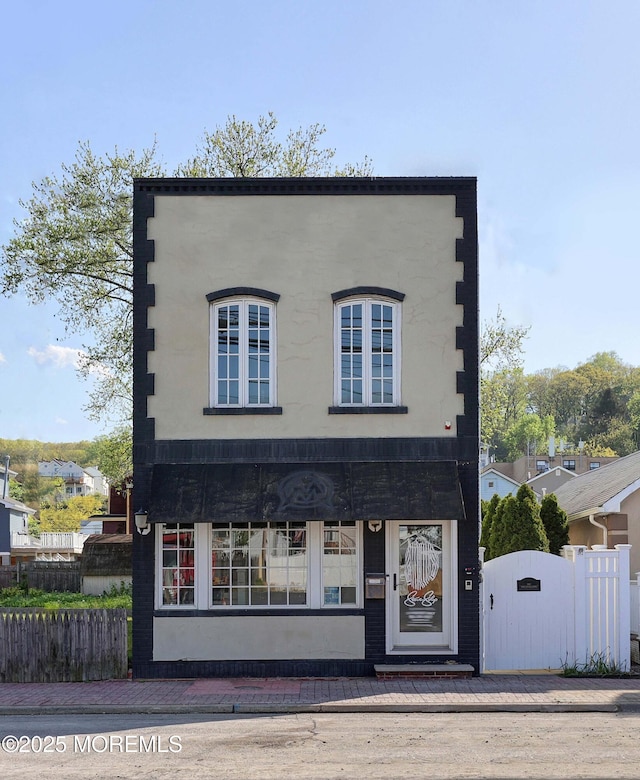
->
xmin=481 ymin=545 xmax=631 ymax=672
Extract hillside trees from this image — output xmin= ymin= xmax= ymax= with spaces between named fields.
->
xmin=485 ymin=352 xmax=640 ymax=460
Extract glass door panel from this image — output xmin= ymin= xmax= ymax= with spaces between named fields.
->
xmin=387 ymin=521 xmax=453 ymax=652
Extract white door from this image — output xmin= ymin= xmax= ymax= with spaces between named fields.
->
xmin=482 ymin=550 xmax=574 ymax=671
xmin=386 ymin=521 xmax=456 ymax=653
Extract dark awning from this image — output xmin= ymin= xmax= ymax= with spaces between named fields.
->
xmin=149 ymin=461 xmax=465 ymax=523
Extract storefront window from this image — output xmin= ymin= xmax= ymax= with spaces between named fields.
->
xmin=161 ymin=523 xmax=195 ymax=606
xmin=322 ymin=520 xmax=357 ymax=605
xmin=211 ymin=521 xmax=308 ymax=607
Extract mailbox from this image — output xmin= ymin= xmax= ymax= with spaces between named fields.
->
xmin=365 ymin=573 xmax=387 ymax=599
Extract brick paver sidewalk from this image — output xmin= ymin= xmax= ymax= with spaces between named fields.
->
xmin=1 ymin=675 xmax=640 ymax=713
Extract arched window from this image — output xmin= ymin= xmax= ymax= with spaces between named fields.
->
xmin=332 ymin=287 xmax=404 ymax=409
xmin=207 ymin=288 xmax=279 ymax=410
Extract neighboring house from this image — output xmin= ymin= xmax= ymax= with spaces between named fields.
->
xmin=10 ymin=531 xmax=86 ymax=563
xmin=480 ymin=468 xmax=522 ymax=501
xmin=554 ymin=450 xmax=640 ymax=576
xmin=524 ymin=466 xmax=577 ymax=497
xmin=132 ymin=176 xmax=479 ymax=678
xmin=80 ymin=514 xmax=128 ymax=535
xmin=489 ymin=454 xmax=618 ymax=484
xmin=0 ymin=496 xmax=36 ymax=565
xmin=38 ymin=460 xmax=109 ymax=498
xmin=481 ymin=465 xmax=575 ymax=503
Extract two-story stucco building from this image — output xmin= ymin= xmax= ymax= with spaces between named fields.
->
xmin=132 ymin=177 xmax=479 ymax=678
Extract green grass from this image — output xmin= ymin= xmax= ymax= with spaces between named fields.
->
xmin=561 ymin=651 xmax=628 ymax=677
xmin=0 ymin=583 xmax=132 ymax=610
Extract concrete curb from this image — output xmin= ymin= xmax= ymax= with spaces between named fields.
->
xmin=0 ymin=702 xmax=628 ymax=715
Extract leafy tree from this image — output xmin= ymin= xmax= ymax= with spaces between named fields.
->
xmin=481 ymin=367 xmax=529 ymax=460
xmin=485 ymin=350 xmax=640 ymax=460
xmin=8 ymin=478 xmax=25 ymax=503
xmin=176 ymin=112 xmax=372 ymax=178
xmin=480 ymin=308 xmax=529 ymax=459
xmin=17 ymin=467 xmax=65 ymax=512
xmin=490 ymin=484 xmax=549 ymax=558
xmin=540 ymin=493 xmax=569 ymax=555
xmin=1 ymin=113 xmax=372 ymax=426
xmin=585 ymin=418 xmax=636 ymax=458
xmin=1 ymin=143 xmax=162 ymax=425
xmin=480 ymin=494 xmax=500 ymax=560
xmin=503 ymin=413 xmax=555 ymax=461
xmin=39 ymin=494 xmax=105 ymax=533
xmin=480 ymin=306 xmax=530 ymax=371
xmin=87 ymin=426 xmax=132 ymax=488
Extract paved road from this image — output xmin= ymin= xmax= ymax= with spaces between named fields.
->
xmin=1 ymin=712 xmax=639 ymax=779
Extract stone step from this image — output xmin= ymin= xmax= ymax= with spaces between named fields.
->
xmin=374 ymin=664 xmax=474 ymax=679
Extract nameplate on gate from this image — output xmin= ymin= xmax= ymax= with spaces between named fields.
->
xmin=517 ymin=577 xmax=541 ymax=592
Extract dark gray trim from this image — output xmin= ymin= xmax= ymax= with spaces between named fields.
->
xmin=204 ymin=407 xmax=283 ymax=415
xmin=134 ymin=177 xmax=477 ymax=197
xmin=331 ymin=286 xmax=405 ymax=302
xmin=135 ymin=437 xmax=478 ymax=465
xmin=328 ymin=406 xmax=408 ymax=414
xmin=206 ymin=287 xmax=280 ymax=303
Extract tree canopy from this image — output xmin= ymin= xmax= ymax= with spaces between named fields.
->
xmin=1 ymin=113 xmax=373 ymax=426
xmin=483 ymin=350 xmax=640 ymax=461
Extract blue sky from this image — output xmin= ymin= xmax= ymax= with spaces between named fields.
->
xmin=1 ymin=0 xmax=639 ymax=442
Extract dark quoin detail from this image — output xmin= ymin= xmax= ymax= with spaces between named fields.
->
xmin=206 ymin=287 xmax=280 ymax=303
xmin=332 ymin=286 xmax=405 ymax=302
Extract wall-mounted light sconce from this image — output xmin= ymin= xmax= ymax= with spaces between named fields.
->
xmin=134 ymin=509 xmax=151 ymax=535
xmin=368 ymin=520 xmax=382 ymax=533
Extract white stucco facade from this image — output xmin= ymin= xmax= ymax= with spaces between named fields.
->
xmin=146 ymin=194 xmax=465 ymax=441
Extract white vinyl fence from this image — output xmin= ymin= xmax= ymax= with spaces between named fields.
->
xmin=631 ymin=572 xmax=640 ymax=636
xmin=481 ymin=545 xmax=631 ymax=672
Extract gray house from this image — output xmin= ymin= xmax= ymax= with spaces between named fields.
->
xmin=554 ymin=450 xmax=640 ymax=576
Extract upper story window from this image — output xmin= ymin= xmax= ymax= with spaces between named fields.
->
xmin=331 ymin=287 xmax=405 ymax=412
xmin=589 ymin=462 xmax=600 ymax=470
xmin=206 ymin=288 xmax=280 ymax=413
xmin=563 ymin=459 xmax=576 ymax=471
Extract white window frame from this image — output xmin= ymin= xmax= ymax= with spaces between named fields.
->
xmin=155 ymin=522 xmax=362 ymax=611
xmin=155 ymin=523 xmax=198 ymax=610
xmin=334 ymin=297 xmax=401 ymax=407
xmin=210 ymin=297 xmax=277 ymax=408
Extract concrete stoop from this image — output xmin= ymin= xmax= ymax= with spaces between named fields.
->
xmin=374 ymin=663 xmax=475 ymax=680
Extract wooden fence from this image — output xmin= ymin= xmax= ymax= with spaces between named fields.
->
xmin=0 ymin=609 xmax=128 ymax=682
xmin=0 ymin=566 xmax=16 ymax=590
xmin=0 ymin=562 xmax=81 ymax=593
